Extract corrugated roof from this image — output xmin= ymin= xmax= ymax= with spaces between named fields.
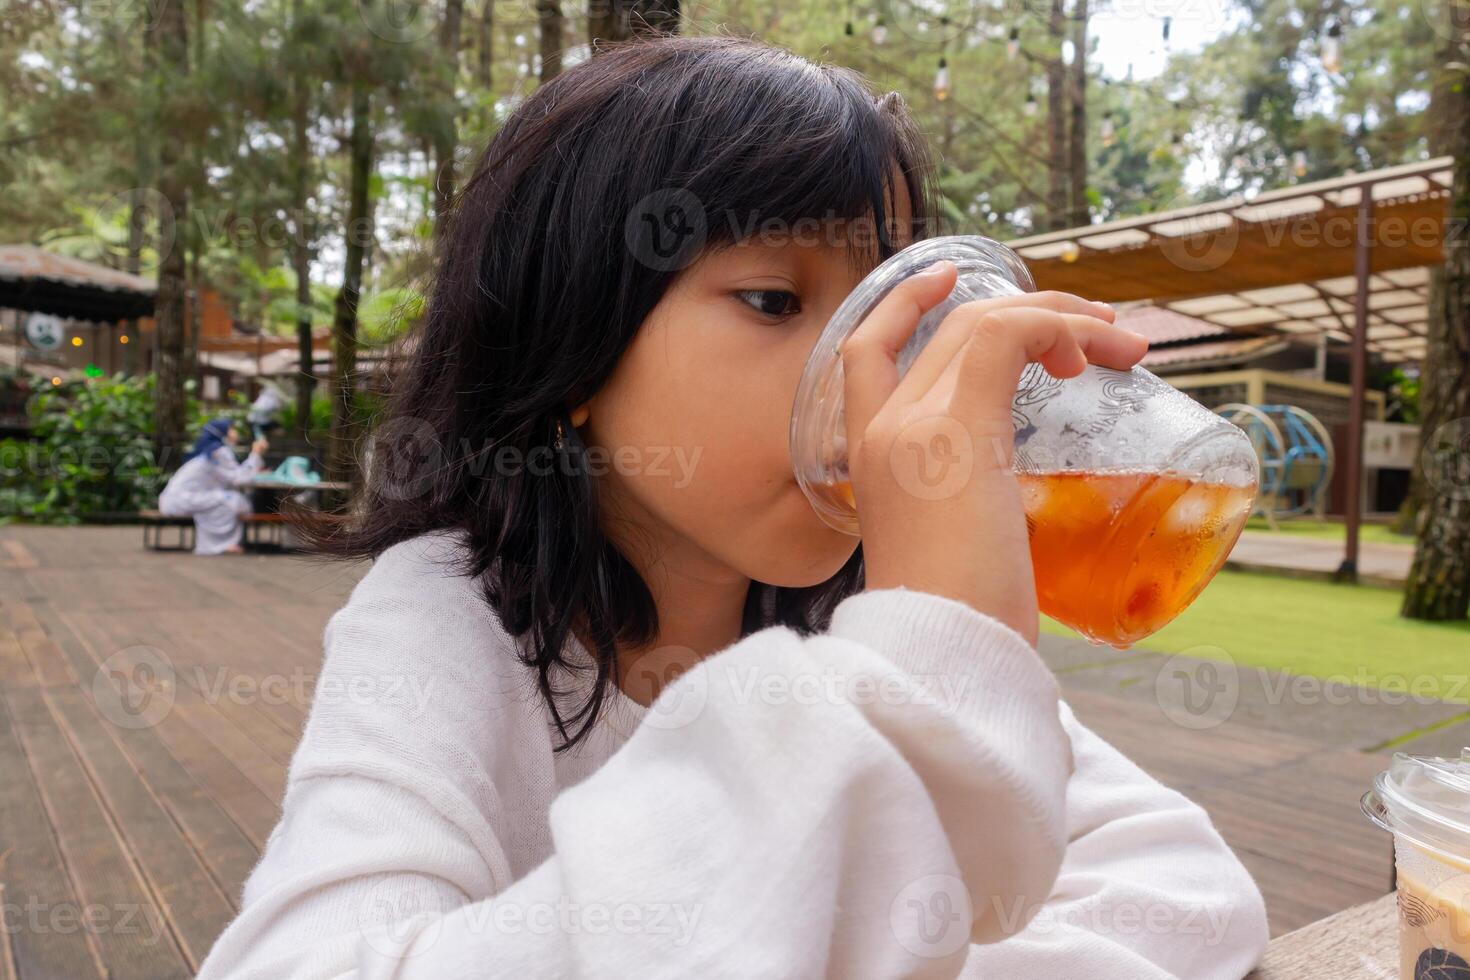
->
xmin=1114 ymin=305 xmax=1228 ymax=345
xmin=0 ymin=244 xmax=155 ymax=294
xmin=1142 ymin=335 xmax=1290 ymax=371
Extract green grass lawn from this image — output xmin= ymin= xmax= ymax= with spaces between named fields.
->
xmin=1041 ymin=570 xmax=1470 ymax=703
xmin=1243 ymin=517 xmax=1414 ymax=546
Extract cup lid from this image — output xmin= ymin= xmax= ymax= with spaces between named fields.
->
xmin=1362 ymin=748 xmax=1470 ymax=860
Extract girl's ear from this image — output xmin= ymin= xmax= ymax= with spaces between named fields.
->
xmin=569 ymin=403 xmax=591 ymax=428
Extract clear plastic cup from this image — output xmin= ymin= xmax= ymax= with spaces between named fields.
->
xmin=1363 ymin=750 xmax=1470 ymax=979
xmin=789 ymin=234 xmax=1260 ymax=648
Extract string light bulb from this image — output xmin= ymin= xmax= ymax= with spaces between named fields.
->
xmin=1060 ymin=241 xmax=1081 ymax=263
xmin=872 ymin=14 xmax=887 ymax=44
xmin=1023 ymin=93 xmax=1038 ymax=117
xmin=934 ymin=57 xmax=950 ymax=101
xmin=1007 ymin=26 xmax=1020 ymax=59
xmin=1162 ymin=16 xmax=1172 ymax=46
xmin=1322 ymin=23 xmax=1342 ymax=73
xmin=1100 ymin=111 xmax=1116 ymax=147
xmin=1293 ymin=150 xmax=1308 ymax=177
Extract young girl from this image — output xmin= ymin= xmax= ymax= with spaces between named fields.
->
xmin=158 ymin=417 xmax=268 ymax=555
xmin=197 ymin=36 xmax=1268 ymax=979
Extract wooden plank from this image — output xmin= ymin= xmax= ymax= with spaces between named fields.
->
xmin=57 ymin=608 xmax=282 ymax=848
xmin=0 ymin=693 xmax=104 ymax=980
xmin=45 ymin=685 xmax=237 ymax=970
xmin=0 ymin=609 xmax=36 ymax=690
xmin=1 ymin=539 xmax=37 ymax=569
xmin=4 ymin=686 xmax=189 ymax=979
xmin=35 ymin=602 xmax=261 ymax=901
xmin=1246 ymin=892 xmax=1397 ymax=979
xmin=0 ymin=602 xmax=75 ymax=689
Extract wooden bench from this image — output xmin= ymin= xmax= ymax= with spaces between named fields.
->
xmin=139 ymin=509 xmax=194 ymax=551
xmin=243 ymin=512 xmax=291 ymax=550
xmin=141 ymin=511 xmax=292 ymax=552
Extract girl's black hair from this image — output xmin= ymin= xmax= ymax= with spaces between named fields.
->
xmin=298 ymin=34 xmax=942 ymax=749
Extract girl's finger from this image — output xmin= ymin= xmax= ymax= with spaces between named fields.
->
xmin=945 ymin=307 xmax=1092 ymax=422
xmin=890 ymin=295 xmax=1119 ymax=409
xmin=839 ymin=259 xmax=957 ymax=441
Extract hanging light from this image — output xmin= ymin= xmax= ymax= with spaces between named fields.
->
xmin=1060 ymin=241 xmax=1081 ymax=263
xmin=71 ymin=335 xmax=83 ymax=347
xmin=1100 ymin=110 xmax=1116 ymax=147
xmin=934 ymin=56 xmax=950 ymax=101
xmin=1007 ymin=26 xmax=1020 ymax=60
xmin=1322 ymin=22 xmax=1342 ymax=73
xmin=872 ymin=14 xmax=887 ymax=44
xmin=1293 ymin=150 xmax=1308 ymax=177
xmin=1023 ymin=92 xmax=1038 ymax=117
xmin=119 ymin=334 xmax=129 ymax=344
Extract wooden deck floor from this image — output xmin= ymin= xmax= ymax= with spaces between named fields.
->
xmin=0 ymin=524 xmax=1394 ymax=977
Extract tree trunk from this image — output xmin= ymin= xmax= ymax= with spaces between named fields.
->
xmin=184 ymin=246 xmax=201 ymax=395
xmin=1401 ymin=17 xmax=1470 ymax=621
xmin=290 ymin=0 xmax=315 ymax=440
xmin=1044 ymin=0 xmax=1068 ymax=231
xmin=477 ymin=0 xmax=494 ymax=89
xmin=433 ymin=0 xmax=466 ymax=230
xmin=150 ymin=0 xmax=190 ymax=467
xmin=589 ymin=0 xmax=677 ymax=49
xmin=538 ymin=0 xmax=563 ymax=81
xmin=328 ymin=81 xmax=375 ymax=486
xmin=1067 ymin=0 xmax=1089 ymax=229
xmin=630 ymin=0 xmax=678 ymax=36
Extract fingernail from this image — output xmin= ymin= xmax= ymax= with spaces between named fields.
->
xmin=1093 ymin=300 xmax=1114 ymax=312
xmin=916 ymin=260 xmax=952 ymax=278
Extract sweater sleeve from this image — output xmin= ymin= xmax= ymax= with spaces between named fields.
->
xmin=210 ymin=445 xmax=264 ymax=488
xmin=957 ymin=701 xmax=1270 ymax=979
xmin=196 ymin=580 xmax=1073 ymax=979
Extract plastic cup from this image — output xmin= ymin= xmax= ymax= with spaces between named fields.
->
xmin=789 ymin=234 xmax=1259 ymax=647
xmin=1363 ymin=749 xmax=1470 ymax=979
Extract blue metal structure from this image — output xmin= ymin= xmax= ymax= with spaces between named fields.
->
xmin=1215 ymin=403 xmax=1335 ymax=527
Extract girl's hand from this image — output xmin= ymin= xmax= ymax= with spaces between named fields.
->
xmin=839 ymin=260 xmax=1148 ymax=646
xmin=251 ymin=438 xmax=270 ymax=456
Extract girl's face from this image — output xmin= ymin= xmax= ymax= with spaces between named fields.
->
xmin=583 ymin=181 xmax=914 ymax=592
xmin=225 ymin=426 xmax=240 ymax=446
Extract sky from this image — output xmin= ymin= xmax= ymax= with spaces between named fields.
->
xmin=1090 ymin=0 xmax=1236 ymax=80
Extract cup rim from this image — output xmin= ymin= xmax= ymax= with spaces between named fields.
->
xmin=1362 ymin=750 xmax=1470 ymax=863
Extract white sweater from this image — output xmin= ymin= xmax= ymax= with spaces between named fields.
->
xmin=196 ymin=529 xmax=1268 ymax=979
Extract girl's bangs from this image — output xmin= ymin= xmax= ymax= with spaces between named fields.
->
xmin=669 ymin=58 xmax=935 ymax=270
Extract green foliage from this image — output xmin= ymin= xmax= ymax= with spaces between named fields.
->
xmin=1382 ymin=367 xmax=1422 ymax=424
xmin=276 ymin=392 xmax=336 ymax=434
xmin=0 ymin=374 xmax=249 ymax=523
xmin=4 ymin=374 xmax=163 ymax=522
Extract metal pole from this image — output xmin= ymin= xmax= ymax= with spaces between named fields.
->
xmin=1337 ymin=184 xmax=1374 ymax=582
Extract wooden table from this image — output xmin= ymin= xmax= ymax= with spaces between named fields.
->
xmin=1247 ymin=892 xmax=1398 ymax=978
xmin=250 ymin=478 xmax=350 ymax=493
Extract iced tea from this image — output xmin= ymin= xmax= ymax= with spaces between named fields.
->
xmin=830 ymin=469 xmax=1251 ymax=648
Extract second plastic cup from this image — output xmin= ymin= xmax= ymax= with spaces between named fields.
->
xmin=1363 ymin=750 xmax=1470 ymax=980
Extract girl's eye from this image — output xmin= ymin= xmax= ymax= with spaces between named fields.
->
xmin=735 ymin=289 xmax=800 ymax=319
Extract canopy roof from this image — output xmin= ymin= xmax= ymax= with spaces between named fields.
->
xmin=0 ymin=244 xmax=156 ymax=322
xmin=1007 ymin=157 xmax=1453 ymax=364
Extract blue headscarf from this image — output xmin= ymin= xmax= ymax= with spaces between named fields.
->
xmin=183 ymin=416 xmax=236 ymax=464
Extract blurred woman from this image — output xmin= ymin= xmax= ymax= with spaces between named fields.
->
xmin=158 ymin=417 xmax=268 ymax=556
